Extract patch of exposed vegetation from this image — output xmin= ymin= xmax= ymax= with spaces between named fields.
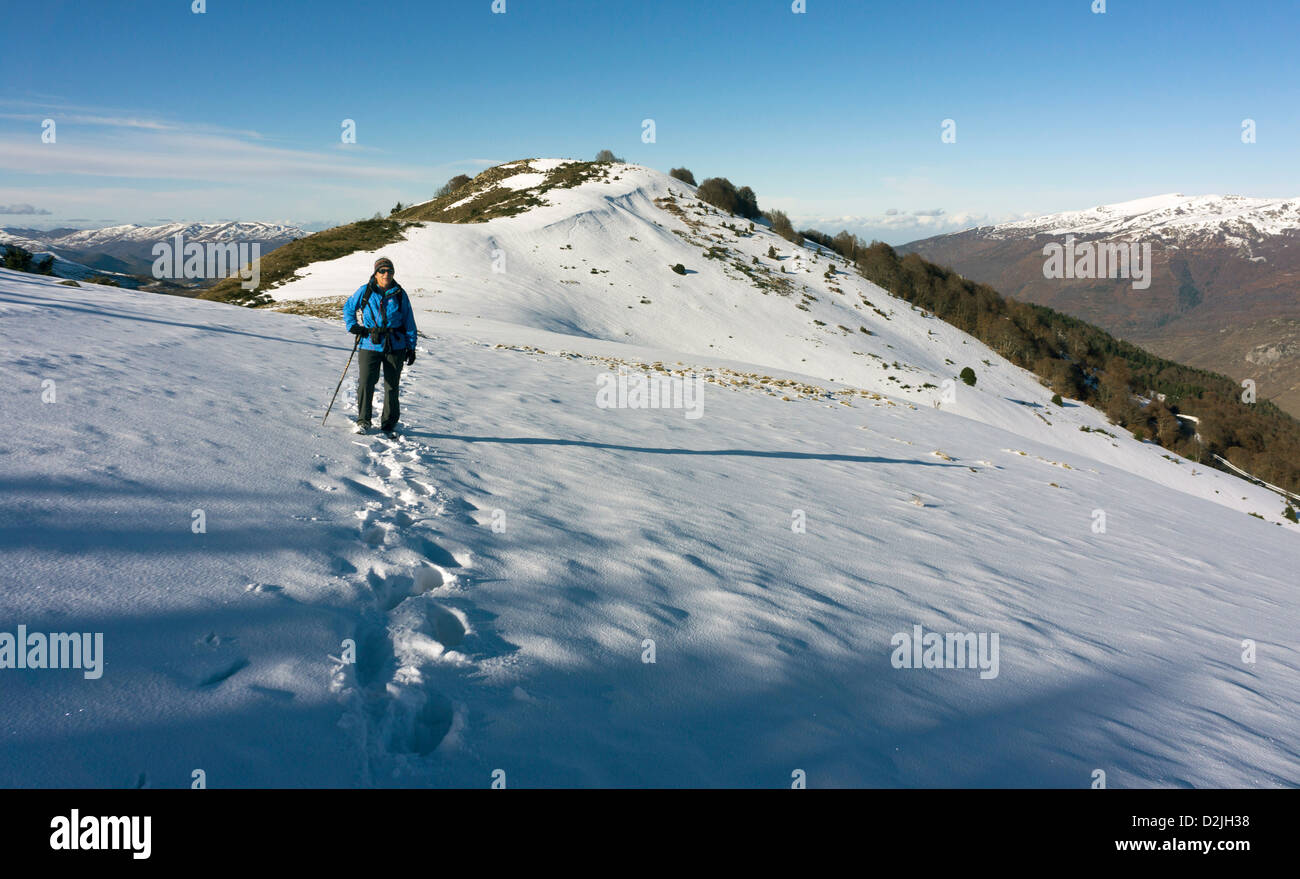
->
xmin=206 ymin=158 xmax=628 ymax=306
xmin=268 ymin=295 xmax=348 ymax=320
xmin=202 ymin=217 xmax=414 ymax=305
xmin=397 ymin=159 xmax=621 ymax=227
xmin=488 ymin=343 xmax=899 ymax=409
xmin=397 ymin=161 xmax=549 ymax=224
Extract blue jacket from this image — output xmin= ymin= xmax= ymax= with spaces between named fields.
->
xmin=344 ymin=280 xmax=418 ymax=352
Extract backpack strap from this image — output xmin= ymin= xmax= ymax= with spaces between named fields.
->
xmin=357 ymin=281 xmax=375 ymax=327
xmin=382 ymin=285 xmax=407 ymax=351
xmin=355 ymin=281 xmax=406 ymax=351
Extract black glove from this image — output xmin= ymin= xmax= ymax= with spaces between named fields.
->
xmin=350 ymin=325 xmax=367 ymax=336
xmin=405 ymin=349 xmax=416 ymax=366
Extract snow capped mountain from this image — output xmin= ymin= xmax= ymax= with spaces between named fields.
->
xmin=1 ymin=221 xmax=307 ymax=286
xmin=3 ymin=160 xmax=1298 ymax=788
xmin=2 ymin=220 xmax=305 ymax=252
xmin=905 ymin=192 xmax=1300 ymax=419
xmin=0 ymin=234 xmax=135 ymax=284
xmin=50 ymin=220 xmax=305 ymax=249
xmin=0 ymin=229 xmax=49 ymax=252
xmin=984 ymin=193 xmax=1300 ymax=248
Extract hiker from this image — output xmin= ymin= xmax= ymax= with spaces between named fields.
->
xmin=343 ymin=256 xmax=418 ymax=435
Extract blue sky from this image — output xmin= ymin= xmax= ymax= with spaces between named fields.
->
xmin=2 ymin=0 xmax=1297 ymax=243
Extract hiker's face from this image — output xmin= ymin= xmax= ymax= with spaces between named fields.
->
xmin=375 ymin=267 xmax=393 ymax=287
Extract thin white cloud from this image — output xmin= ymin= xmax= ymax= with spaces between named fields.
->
xmin=0 ymin=133 xmax=431 ymax=182
xmin=0 ymin=101 xmax=462 ymax=184
xmin=0 ymin=101 xmax=271 ymax=140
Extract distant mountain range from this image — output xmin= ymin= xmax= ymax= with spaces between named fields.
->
xmin=902 ymin=194 xmax=1300 ymax=417
xmin=0 ymin=221 xmax=305 ymax=290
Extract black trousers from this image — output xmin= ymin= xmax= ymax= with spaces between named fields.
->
xmin=356 ymin=349 xmax=405 ymax=429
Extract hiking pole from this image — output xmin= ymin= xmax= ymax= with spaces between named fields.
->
xmin=322 ymin=333 xmax=362 ymax=425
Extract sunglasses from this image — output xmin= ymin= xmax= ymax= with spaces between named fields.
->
xmin=375 ymin=268 xmax=393 ymax=274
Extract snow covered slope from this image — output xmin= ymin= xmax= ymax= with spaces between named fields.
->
xmin=3 ymin=164 xmax=1298 ymax=787
xmin=269 ymin=161 xmax=1280 ymax=517
xmin=0 ymin=245 xmax=133 ymax=284
xmin=983 ymin=193 xmax=1300 ymax=248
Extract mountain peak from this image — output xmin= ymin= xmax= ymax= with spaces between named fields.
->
xmin=397 ymin=157 xmax=666 ymax=226
xmin=984 ymin=192 xmax=1300 ymax=244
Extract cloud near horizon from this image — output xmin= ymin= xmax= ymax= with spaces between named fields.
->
xmin=789 ymin=208 xmax=1022 ymax=244
xmin=0 ymin=203 xmax=51 ymax=215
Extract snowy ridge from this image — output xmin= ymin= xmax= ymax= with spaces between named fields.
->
xmin=39 ymin=252 xmax=135 ymax=282
xmin=0 ymin=237 xmax=133 ymax=282
xmin=270 ymin=161 xmax=1269 ymax=518
xmin=0 ymin=230 xmax=49 ymax=251
xmin=3 ymin=220 xmax=306 ymax=286
xmin=50 ymin=221 xmax=305 ymax=248
xmin=981 ymin=193 xmax=1300 ymax=246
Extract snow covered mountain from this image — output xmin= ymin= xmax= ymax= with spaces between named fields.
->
xmin=3 ymin=161 xmax=1298 ymax=788
xmin=984 ymin=193 xmax=1300 ymax=249
xmin=903 ymin=194 xmax=1300 ymax=419
xmin=1 ymin=221 xmax=305 ymax=286
xmin=0 ymin=244 xmax=132 ymax=284
xmin=49 ymin=220 xmax=304 ymax=249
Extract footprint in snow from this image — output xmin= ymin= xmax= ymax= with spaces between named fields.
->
xmin=196 ymin=657 xmax=249 ymax=689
